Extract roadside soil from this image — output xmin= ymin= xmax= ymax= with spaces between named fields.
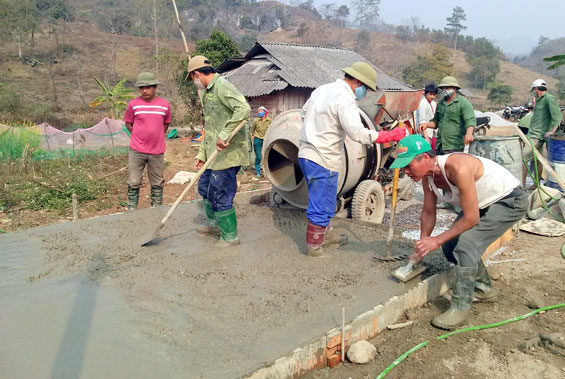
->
xmin=0 ymin=137 xmax=270 ymax=231
xmin=306 ymin=233 xmax=565 ymax=379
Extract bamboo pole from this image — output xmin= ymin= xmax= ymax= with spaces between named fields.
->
xmin=171 ymin=0 xmax=202 ymax=104
xmin=171 ymin=0 xmax=190 ymax=58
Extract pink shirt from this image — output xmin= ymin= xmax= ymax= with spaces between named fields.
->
xmin=124 ymin=96 xmax=171 ymax=154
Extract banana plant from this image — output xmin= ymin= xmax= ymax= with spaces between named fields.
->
xmin=90 ymin=77 xmax=135 ymax=119
xmin=543 ymin=54 xmax=565 ymax=70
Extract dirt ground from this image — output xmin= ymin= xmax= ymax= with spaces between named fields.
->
xmin=306 ymin=233 xmax=565 ymax=379
xmin=0 ymin=137 xmax=270 ymax=231
xmin=1 ymin=201 xmax=424 ymax=378
xmin=2 ymin=141 xmax=564 ymax=378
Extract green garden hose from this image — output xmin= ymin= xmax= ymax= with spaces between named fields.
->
xmin=376 ymin=302 xmax=565 ymax=379
xmin=522 ymin=135 xmax=564 ymax=222
xmin=561 ymin=243 xmax=565 ymax=259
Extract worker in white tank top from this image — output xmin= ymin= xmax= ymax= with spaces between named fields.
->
xmin=390 ymin=135 xmax=527 ymax=330
xmin=426 ymin=153 xmax=520 ymax=209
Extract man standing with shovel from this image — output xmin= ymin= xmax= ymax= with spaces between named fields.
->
xmin=390 ymin=134 xmax=527 ymax=330
xmin=187 ymin=56 xmax=251 ymax=247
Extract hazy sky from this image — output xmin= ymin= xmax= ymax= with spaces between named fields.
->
xmin=312 ymin=0 xmax=565 ymax=55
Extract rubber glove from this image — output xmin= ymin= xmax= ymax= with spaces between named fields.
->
xmin=375 ymin=126 xmax=407 ymax=144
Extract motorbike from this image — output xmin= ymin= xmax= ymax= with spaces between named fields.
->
xmin=502 ymin=105 xmax=529 ymax=121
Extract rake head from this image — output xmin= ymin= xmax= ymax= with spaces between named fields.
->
xmin=372 ymin=252 xmax=409 ymax=262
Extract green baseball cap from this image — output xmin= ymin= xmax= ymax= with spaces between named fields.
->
xmin=390 ymin=134 xmax=432 ymax=169
xmin=135 ymin=72 xmax=160 ymax=87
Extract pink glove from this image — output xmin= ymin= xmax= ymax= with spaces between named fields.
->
xmin=375 ymin=127 xmax=407 ymax=144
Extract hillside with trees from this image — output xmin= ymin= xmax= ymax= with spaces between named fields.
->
xmin=0 ymin=0 xmax=560 ymax=129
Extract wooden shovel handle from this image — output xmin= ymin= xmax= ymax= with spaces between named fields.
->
xmin=158 ymin=120 xmax=247 ymax=228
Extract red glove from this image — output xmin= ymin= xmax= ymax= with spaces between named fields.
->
xmin=375 ymin=127 xmax=407 ymax=144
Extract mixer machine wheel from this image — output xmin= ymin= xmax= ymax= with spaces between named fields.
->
xmin=351 ymin=180 xmax=385 ymax=224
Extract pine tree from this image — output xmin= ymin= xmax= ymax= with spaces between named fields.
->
xmin=444 ymin=6 xmax=466 ymax=63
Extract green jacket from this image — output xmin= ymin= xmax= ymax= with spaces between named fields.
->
xmin=528 ymin=93 xmax=562 ymax=141
xmin=196 ymin=74 xmax=251 ymax=170
xmin=518 ymin=112 xmax=532 ymax=128
xmin=434 ymin=93 xmax=476 ymax=152
xmin=252 ymin=116 xmax=272 ymax=139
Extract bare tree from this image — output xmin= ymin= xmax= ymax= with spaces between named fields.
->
xmin=152 ymin=0 xmax=160 ymax=72
xmin=335 ymin=5 xmax=350 ymax=46
xmin=352 ymin=0 xmax=380 ymax=30
xmin=72 ymin=55 xmax=88 ymax=108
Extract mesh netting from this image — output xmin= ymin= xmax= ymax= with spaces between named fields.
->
xmin=0 ymin=118 xmax=131 ymax=161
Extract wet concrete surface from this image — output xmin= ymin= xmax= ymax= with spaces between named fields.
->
xmin=0 ymin=200 xmax=426 ymax=378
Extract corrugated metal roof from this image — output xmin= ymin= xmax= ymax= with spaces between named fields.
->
xmin=220 ymin=42 xmax=411 ymax=96
xmin=222 ymin=58 xmax=288 ymax=97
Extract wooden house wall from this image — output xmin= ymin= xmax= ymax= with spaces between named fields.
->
xmin=247 ymin=87 xmax=313 ymax=122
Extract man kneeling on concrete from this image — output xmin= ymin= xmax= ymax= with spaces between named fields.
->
xmin=299 ymin=62 xmax=407 ymax=257
xmin=390 ymin=135 xmax=528 ymax=330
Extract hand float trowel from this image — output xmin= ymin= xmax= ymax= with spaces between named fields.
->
xmin=392 ymin=258 xmax=428 ymax=283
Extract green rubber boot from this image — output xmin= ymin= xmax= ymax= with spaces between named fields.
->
xmin=127 ymin=187 xmax=139 ymax=211
xmin=150 ymin=187 xmax=163 ymax=208
xmin=216 ymin=207 xmax=239 ymax=247
xmin=196 ymin=199 xmax=221 ymax=236
xmin=473 ymin=260 xmax=497 ymax=302
xmin=431 ymin=266 xmax=477 ymax=330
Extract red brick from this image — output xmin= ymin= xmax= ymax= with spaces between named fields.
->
xmin=326 ymin=331 xmax=341 ymax=348
xmin=326 ymin=345 xmax=339 ymax=357
xmin=327 ymin=353 xmax=342 ymax=369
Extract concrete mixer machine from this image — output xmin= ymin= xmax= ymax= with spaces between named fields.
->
xmin=262 ymin=89 xmax=423 ymax=223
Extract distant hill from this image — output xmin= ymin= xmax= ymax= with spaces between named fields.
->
xmin=514 ymin=37 xmax=565 ymax=78
xmin=0 ymin=0 xmax=560 ymax=127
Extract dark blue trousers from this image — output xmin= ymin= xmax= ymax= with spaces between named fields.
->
xmin=298 ymin=158 xmax=339 ymax=227
xmin=198 ymin=166 xmax=240 ymax=212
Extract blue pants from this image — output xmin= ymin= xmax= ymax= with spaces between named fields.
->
xmin=253 ymin=138 xmax=263 ymax=175
xmin=198 ymin=166 xmax=240 ymax=212
xmin=298 ymin=158 xmax=339 ymax=227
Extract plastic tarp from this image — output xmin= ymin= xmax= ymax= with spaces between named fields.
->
xmin=474 ymin=110 xmax=517 ymax=127
xmin=35 ymin=118 xmax=130 ymax=151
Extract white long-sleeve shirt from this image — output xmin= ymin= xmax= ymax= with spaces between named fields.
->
xmin=298 ymin=79 xmax=378 ymax=172
xmin=416 ymin=96 xmax=436 ymax=138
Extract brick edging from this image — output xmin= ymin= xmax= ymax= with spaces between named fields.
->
xmin=247 ymin=268 xmax=456 ymax=378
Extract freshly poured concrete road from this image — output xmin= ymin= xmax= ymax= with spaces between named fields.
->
xmin=0 ymin=199 xmax=419 ymax=378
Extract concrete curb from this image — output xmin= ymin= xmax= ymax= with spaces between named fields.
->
xmin=247 ymin=268 xmax=456 ymax=379
xmin=247 ymin=220 xmax=515 ymax=378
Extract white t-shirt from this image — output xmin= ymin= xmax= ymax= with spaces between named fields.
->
xmin=298 ymin=79 xmax=379 ymax=172
xmin=416 ymin=96 xmax=436 ymax=139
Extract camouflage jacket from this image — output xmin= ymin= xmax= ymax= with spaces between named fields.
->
xmin=196 ymin=74 xmax=251 ymax=170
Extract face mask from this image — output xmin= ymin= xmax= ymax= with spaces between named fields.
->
xmin=441 ymin=89 xmax=455 ymax=99
xmin=258 ymin=111 xmax=265 ymax=117
xmin=193 ymin=76 xmax=205 ymax=91
xmin=355 ymin=84 xmax=367 ymax=101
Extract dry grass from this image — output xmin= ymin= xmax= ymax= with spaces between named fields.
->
xmin=0 ymin=16 xmax=558 ymax=128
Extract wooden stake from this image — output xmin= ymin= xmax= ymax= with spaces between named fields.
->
xmin=72 ymin=193 xmax=78 ymax=221
xmin=341 ymin=307 xmax=345 ymax=362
